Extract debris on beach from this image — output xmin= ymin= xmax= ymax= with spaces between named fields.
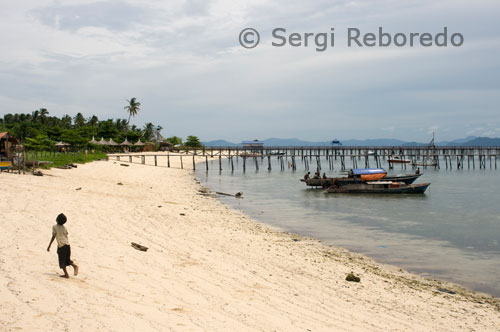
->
xmin=117 ymin=182 xmax=123 ymax=185
xmin=437 ymin=287 xmax=456 ymax=295
xmin=56 ymin=163 xmax=78 ymax=169
xmin=216 ymin=191 xmax=244 ymax=198
xmin=33 ymin=170 xmax=43 ymax=176
xmin=198 ymin=187 xmax=213 ymax=197
xmin=120 ymin=163 xmax=129 ymax=167
xmin=75 ymin=187 xmax=82 ymax=191
xmin=180 ymin=213 xmax=185 ymax=216
xmin=131 ymin=242 xmax=148 ymax=252
xmin=346 ymin=272 xmax=361 ymax=282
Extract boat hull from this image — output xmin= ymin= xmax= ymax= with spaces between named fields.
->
xmin=325 ymin=182 xmax=430 ymax=194
xmin=388 ymin=159 xmax=411 ymax=164
xmin=301 ymin=173 xmax=422 ymax=187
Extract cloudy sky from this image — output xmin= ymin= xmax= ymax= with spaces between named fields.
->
xmin=0 ymin=0 xmax=499 ymax=142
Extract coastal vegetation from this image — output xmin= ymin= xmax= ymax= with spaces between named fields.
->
xmin=26 ymin=150 xmax=108 ymax=169
xmin=0 ymin=108 xmax=203 ymax=150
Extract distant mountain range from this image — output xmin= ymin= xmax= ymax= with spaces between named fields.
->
xmin=202 ymin=136 xmax=500 ymax=147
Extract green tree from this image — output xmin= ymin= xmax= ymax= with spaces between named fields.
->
xmin=143 ymin=122 xmax=154 ymax=141
xmin=39 ymin=108 xmax=49 ymax=124
xmin=24 ymin=134 xmax=55 ymax=151
xmin=184 ymin=135 xmax=203 ymax=148
xmin=166 ymin=136 xmax=182 ymax=146
xmin=124 ymin=98 xmax=141 ymax=126
xmin=155 ymin=125 xmax=163 ymax=143
xmin=88 ymin=115 xmax=99 ymax=128
xmin=74 ymin=113 xmax=86 ymax=127
xmin=60 ymin=115 xmax=72 ymax=129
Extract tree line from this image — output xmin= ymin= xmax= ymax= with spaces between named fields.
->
xmin=0 ymin=106 xmax=202 ymax=150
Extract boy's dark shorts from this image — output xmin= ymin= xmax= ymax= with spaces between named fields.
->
xmin=57 ymin=245 xmax=73 ymax=269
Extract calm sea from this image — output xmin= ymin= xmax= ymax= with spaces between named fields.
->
xmin=196 ymin=156 xmax=500 ymax=296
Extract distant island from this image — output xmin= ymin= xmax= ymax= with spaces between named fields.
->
xmin=203 ymin=136 xmax=500 ymax=147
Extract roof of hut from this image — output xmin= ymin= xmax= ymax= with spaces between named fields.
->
xmin=97 ymin=137 xmax=108 ymax=145
xmin=88 ymin=136 xmax=98 ymax=144
xmin=134 ymin=140 xmax=145 ymax=146
xmin=120 ymin=138 xmax=132 ymax=146
xmin=55 ymin=141 xmax=70 ymax=146
xmin=0 ymin=132 xmax=19 ymax=144
xmin=108 ymin=138 xmax=118 ymax=146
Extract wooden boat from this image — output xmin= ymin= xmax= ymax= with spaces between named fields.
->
xmin=300 ymin=168 xmax=422 ymax=188
xmin=388 ymin=157 xmax=411 ymax=164
xmin=325 ymin=181 xmax=430 ymax=194
xmin=412 ymin=157 xmax=437 ymax=167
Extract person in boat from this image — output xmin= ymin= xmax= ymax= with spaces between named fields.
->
xmin=313 ymin=171 xmax=320 ymax=179
xmin=416 ymin=167 xmax=420 ymax=175
xmin=303 ymin=172 xmax=311 ymax=180
xmin=322 ymin=173 xmax=327 ymax=179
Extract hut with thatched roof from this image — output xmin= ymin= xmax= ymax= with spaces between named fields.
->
xmin=88 ymin=136 xmax=98 ymax=145
xmin=97 ymin=137 xmax=108 ymax=146
xmin=107 ymin=138 xmax=118 ymax=146
xmin=0 ymin=132 xmax=19 ymax=160
xmin=120 ymin=138 xmax=132 ymax=146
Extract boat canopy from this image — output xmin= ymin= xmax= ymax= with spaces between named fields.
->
xmin=352 ymin=168 xmax=386 ymax=175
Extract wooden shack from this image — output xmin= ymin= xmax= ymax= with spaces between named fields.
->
xmin=242 ymin=140 xmax=264 ymax=152
xmin=0 ymin=132 xmax=19 ymax=160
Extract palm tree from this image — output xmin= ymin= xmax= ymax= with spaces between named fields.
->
xmin=74 ymin=113 xmax=86 ymax=127
xmin=155 ymin=125 xmax=163 ymax=143
xmin=39 ymin=108 xmax=49 ymax=124
xmin=143 ymin=122 xmax=154 ymax=141
xmin=124 ymin=98 xmax=141 ymax=126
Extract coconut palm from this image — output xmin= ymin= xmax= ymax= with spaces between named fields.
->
xmin=39 ymin=108 xmax=49 ymax=124
xmin=124 ymin=98 xmax=141 ymax=126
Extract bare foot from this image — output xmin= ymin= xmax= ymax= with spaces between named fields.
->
xmin=60 ymin=275 xmax=69 ymax=279
xmin=73 ymin=265 xmax=79 ymax=276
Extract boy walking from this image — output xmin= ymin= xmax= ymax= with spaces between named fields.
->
xmin=47 ymin=213 xmax=79 ymax=278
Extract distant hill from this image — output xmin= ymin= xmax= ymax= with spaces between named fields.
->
xmin=462 ymin=137 xmax=500 ymax=146
xmin=341 ymin=139 xmax=408 ymax=146
xmin=202 ymin=140 xmax=239 ymax=147
xmin=203 ymin=136 xmax=500 ymax=147
xmin=262 ymin=138 xmax=329 ymax=146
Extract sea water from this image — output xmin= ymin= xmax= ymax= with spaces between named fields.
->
xmin=196 ymin=157 xmax=500 ymax=296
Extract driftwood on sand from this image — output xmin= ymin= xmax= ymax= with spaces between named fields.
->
xmin=131 ymin=242 xmax=148 ymax=252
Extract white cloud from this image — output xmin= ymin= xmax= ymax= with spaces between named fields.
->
xmin=0 ymin=0 xmax=499 ymax=141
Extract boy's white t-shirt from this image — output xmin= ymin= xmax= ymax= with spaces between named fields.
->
xmin=52 ymin=224 xmax=70 ymax=248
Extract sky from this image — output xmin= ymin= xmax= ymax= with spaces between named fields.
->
xmin=0 ymin=0 xmax=499 ymax=142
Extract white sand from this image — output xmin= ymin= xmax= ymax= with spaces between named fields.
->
xmin=1 ymin=159 xmax=499 ymax=332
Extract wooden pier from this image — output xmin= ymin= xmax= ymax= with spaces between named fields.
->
xmin=109 ymin=145 xmax=500 ymax=172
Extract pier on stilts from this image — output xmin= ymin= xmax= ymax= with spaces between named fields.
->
xmin=108 ymin=146 xmax=500 ymax=173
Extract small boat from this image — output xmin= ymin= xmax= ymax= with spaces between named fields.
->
xmin=325 ymin=181 xmax=430 ymax=194
xmin=412 ymin=157 xmax=437 ymax=167
xmin=300 ymin=168 xmax=422 ymax=188
xmin=388 ymin=157 xmax=411 ymax=164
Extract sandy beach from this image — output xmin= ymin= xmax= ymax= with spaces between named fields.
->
xmin=1 ymin=158 xmax=499 ymax=332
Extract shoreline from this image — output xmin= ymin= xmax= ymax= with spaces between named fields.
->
xmin=1 ymin=159 xmax=499 ymax=331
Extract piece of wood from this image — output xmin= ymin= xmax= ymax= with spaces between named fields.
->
xmin=131 ymin=242 xmax=148 ymax=252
